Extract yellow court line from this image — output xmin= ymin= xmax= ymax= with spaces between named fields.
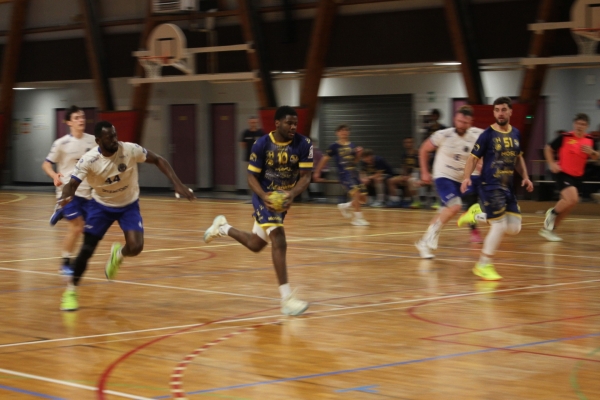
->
xmin=0 ymin=193 xmax=27 ymax=205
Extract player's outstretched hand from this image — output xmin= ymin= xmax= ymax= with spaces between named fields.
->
xmin=460 ymin=178 xmax=471 ymax=193
xmin=175 ymin=186 xmax=195 ymax=201
xmin=522 ymin=178 xmax=534 ymax=192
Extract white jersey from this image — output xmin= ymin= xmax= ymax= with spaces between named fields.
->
xmin=72 ymin=142 xmax=148 ymax=208
xmin=45 ymin=133 xmax=96 ymax=199
xmin=430 ymin=127 xmax=483 ymax=182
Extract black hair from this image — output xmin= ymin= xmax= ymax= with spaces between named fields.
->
xmin=574 ymin=113 xmax=589 ymax=123
xmin=493 ymin=97 xmax=512 ymax=109
xmin=362 ymin=148 xmax=374 ymax=157
xmin=431 ymin=109 xmax=441 ymax=117
xmin=94 ymin=120 xmax=114 ymax=138
xmin=456 ymin=105 xmax=474 ymax=117
xmin=274 ymin=106 xmax=297 ymax=121
xmin=65 ymin=105 xmax=82 ymax=122
xmin=336 ymin=124 xmax=350 ymax=132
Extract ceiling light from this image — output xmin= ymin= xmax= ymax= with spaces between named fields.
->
xmin=280 ymin=71 xmax=299 ymax=74
xmin=434 ymin=62 xmax=461 ymax=66
xmin=13 ymin=87 xmax=35 ymax=90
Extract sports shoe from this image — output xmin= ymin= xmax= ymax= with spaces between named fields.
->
xmin=415 ymin=240 xmax=434 ymax=259
xmin=431 ymin=201 xmax=441 ymax=210
xmin=337 ymin=203 xmax=352 ymax=218
xmin=281 ymin=292 xmax=309 ymax=316
xmin=370 ymin=201 xmax=385 ymax=208
xmin=425 ymin=227 xmax=440 ymax=250
xmin=544 ymin=208 xmax=557 ymax=231
xmin=457 ymin=203 xmax=482 ymax=227
xmin=49 ymin=204 xmax=64 ymax=226
xmin=472 ymin=263 xmax=502 ymax=281
xmin=351 ymin=218 xmax=370 ymax=226
xmin=470 ymin=228 xmax=483 ymax=243
xmin=538 ymin=228 xmax=562 ymax=242
xmin=105 ymin=243 xmax=123 ymax=280
xmin=409 ymin=200 xmax=422 ymax=209
xmin=386 ymin=200 xmax=402 ymax=208
xmin=60 ymin=289 xmax=78 ymax=311
xmin=203 ymin=215 xmax=228 ymax=243
xmin=59 ymin=262 xmax=74 ymax=276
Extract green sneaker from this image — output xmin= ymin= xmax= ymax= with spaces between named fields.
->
xmin=472 ymin=263 xmax=502 ymax=281
xmin=409 ymin=200 xmax=422 ymax=209
xmin=431 ymin=201 xmax=441 ymax=210
xmin=60 ymin=289 xmax=78 ymax=311
xmin=105 ymin=243 xmax=123 ymax=280
xmin=458 ymin=203 xmax=482 ymax=227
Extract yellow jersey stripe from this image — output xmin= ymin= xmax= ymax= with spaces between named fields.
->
xmin=299 ymin=162 xmax=313 ymax=168
xmin=248 ymin=165 xmax=262 ymax=173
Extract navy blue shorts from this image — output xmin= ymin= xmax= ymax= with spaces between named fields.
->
xmin=62 ymin=195 xmax=90 ymax=221
xmin=252 ymin=194 xmax=287 ymax=228
xmin=339 ymin=172 xmax=367 ymax=195
xmin=84 ymin=199 xmax=144 ymax=239
xmin=480 ymin=188 xmax=520 ymax=221
xmin=435 ymin=175 xmax=480 ymax=207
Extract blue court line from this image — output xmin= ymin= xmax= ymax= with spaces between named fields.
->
xmin=154 ymin=331 xmax=600 ymax=398
xmin=0 ymin=383 xmax=66 ymax=399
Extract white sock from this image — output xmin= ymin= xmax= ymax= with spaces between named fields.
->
xmin=475 ymin=213 xmax=487 ymax=223
xmin=117 ymin=247 xmax=124 ymax=261
xmin=478 ymin=255 xmax=492 ymax=265
xmin=62 ymin=251 xmax=71 ymax=259
xmin=279 ymin=283 xmax=292 ymax=299
xmin=482 ymin=219 xmax=506 ymax=257
xmin=428 ymin=220 xmax=442 ymax=234
xmin=390 ymin=196 xmax=400 ymax=202
xmin=376 ymin=193 xmax=385 ymax=202
xmin=220 ymin=224 xmax=231 ymax=235
xmin=354 ymin=212 xmax=363 ymax=219
xmin=67 ymin=283 xmax=76 ymax=291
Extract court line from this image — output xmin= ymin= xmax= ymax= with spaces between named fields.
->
xmin=0 ymin=383 xmax=65 ymax=400
xmin=0 ymin=193 xmax=27 ymax=205
xmin=167 ymin=331 xmax=600 ymax=397
xmin=570 ymin=344 xmax=600 ymax=400
xmin=0 ymin=368 xmax=151 ymax=400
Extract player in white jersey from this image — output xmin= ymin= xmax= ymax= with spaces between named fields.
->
xmin=415 ymin=106 xmax=483 ymax=259
xmin=56 ymin=121 xmax=195 ymax=311
xmin=42 ymin=106 xmax=96 ymax=275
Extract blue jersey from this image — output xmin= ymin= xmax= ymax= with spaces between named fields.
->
xmin=470 ymin=125 xmax=523 ymax=191
xmin=326 ymin=142 xmax=359 ymax=181
xmin=248 ymin=132 xmax=313 ymax=192
xmin=362 ymin=155 xmax=395 ymax=177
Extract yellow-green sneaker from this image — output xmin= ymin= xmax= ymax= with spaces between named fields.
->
xmin=472 ymin=263 xmax=502 ymax=281
xmin=458 ymin=203 xmax=482 ymax=227
xmin=409 ymin=200 xmax=422 ymax=209
xmin=431 ymin=201 xmax=441 ymax=210
xmin=105 ymin=243 xmax=123 ymax=280
xmin=60 ymin=289 xmax=78 ymax=311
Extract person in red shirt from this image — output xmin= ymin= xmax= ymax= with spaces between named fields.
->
xmin=540 ymin=113 xmax=599 ymax=241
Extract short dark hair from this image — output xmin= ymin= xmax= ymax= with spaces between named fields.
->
xmin=274 ymin=106 xmax=297 ymax=121
xmin=94 ymin=120 xmax=114 ymax=138
xmin=493 ymin=97 xmax=512 ymax=109
xmin=456 ymin=105 xmax=474 ymax=117
xmin=362 ymin=148 xmax=374 ymax=157
xmin=431 ymin=109 xmax=441 ymax=117
xmin=65 ymin=105 xmax=82 ymax=122
xmin=574 ymin=113 xmax=589 ymax=123
xmin=336 ymin=124 xmax=350 ymax=132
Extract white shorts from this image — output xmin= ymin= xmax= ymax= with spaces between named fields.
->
xmin=252 ymin=221 xmax=280 ymax=242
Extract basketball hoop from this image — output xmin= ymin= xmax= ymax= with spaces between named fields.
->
xmin=139 ymin=56 xmax=169 ymax=78
xmin=571 ymin=28 xmax=600 ymax=55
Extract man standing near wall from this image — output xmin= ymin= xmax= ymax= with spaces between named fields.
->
xmin=540 ymin=113 xmax=599 ymax=241
xmin=42 ymin=106 xmax=96 ymax=275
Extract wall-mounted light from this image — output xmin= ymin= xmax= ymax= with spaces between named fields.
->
xmin=433 ymin=62 xmax=461 ymax=66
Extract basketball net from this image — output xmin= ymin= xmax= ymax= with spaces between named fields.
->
xmin=571 ymin=29 xmax=600 ymax=55
xmin=139 ymin=56 xmax=165 ymax=78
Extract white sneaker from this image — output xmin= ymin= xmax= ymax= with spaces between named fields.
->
xmin=538 ymin=228 xmax=562 ymax=242
xmin=337 ymin=203 xmax=352 ymax=218
xmin=203 ymin=215 xmax=228 ymax=243
xmin=592 ymin=193 xmax=600 ymax=203
xmin=351 ymin=218 xmax=370 ymax=226
xmin=415 ymin=240 xmax=434 ymax=259
xmin=370 ymin=201 xmax=385 ymax=208
xmin=281 ymin=293 xmax=309 ymax=316
xmin=544 ymin=208 xmax=557 ymax=231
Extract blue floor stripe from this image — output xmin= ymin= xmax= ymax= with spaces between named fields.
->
xmin=153 ymin=331 xmax=600 ymax=399
xmin=0 ymin=384 xmax=66 ymax=399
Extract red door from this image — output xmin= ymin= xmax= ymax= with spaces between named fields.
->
xmin=211 ymin=104 xmax=236 ymax=190
xmin=170 ymin=104 xmax=197 ymax=185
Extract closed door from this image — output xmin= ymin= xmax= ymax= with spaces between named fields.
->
xmin=170 ymin=104 xmax=197 ymax=185
xmin=211 ymin=104 xmax=236 ymax=189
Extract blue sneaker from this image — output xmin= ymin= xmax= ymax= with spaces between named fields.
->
xmin=59 ymin=263 xmax=73 ymax=276
xmin=49 ymin=204 xmax=64 ymax=226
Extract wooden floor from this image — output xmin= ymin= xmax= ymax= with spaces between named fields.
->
xmin=1 ymin=190 xmax=600 ymax=400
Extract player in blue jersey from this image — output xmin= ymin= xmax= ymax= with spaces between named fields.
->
xmin=359 ymin=149 xmax=397 ymax=207
xmin=203 ymin=106 xmax=312 ymax=316
xmin=460 ymin=97 xmax=533 ymax=281
xmin=313 ymin=125 xmax=369 ymax=226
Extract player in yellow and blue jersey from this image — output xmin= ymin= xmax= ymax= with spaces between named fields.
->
xmin=203 ymin=106 xmax=312 ymax=316
xmin=460 ymin=97 xmax=533 ymax=281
